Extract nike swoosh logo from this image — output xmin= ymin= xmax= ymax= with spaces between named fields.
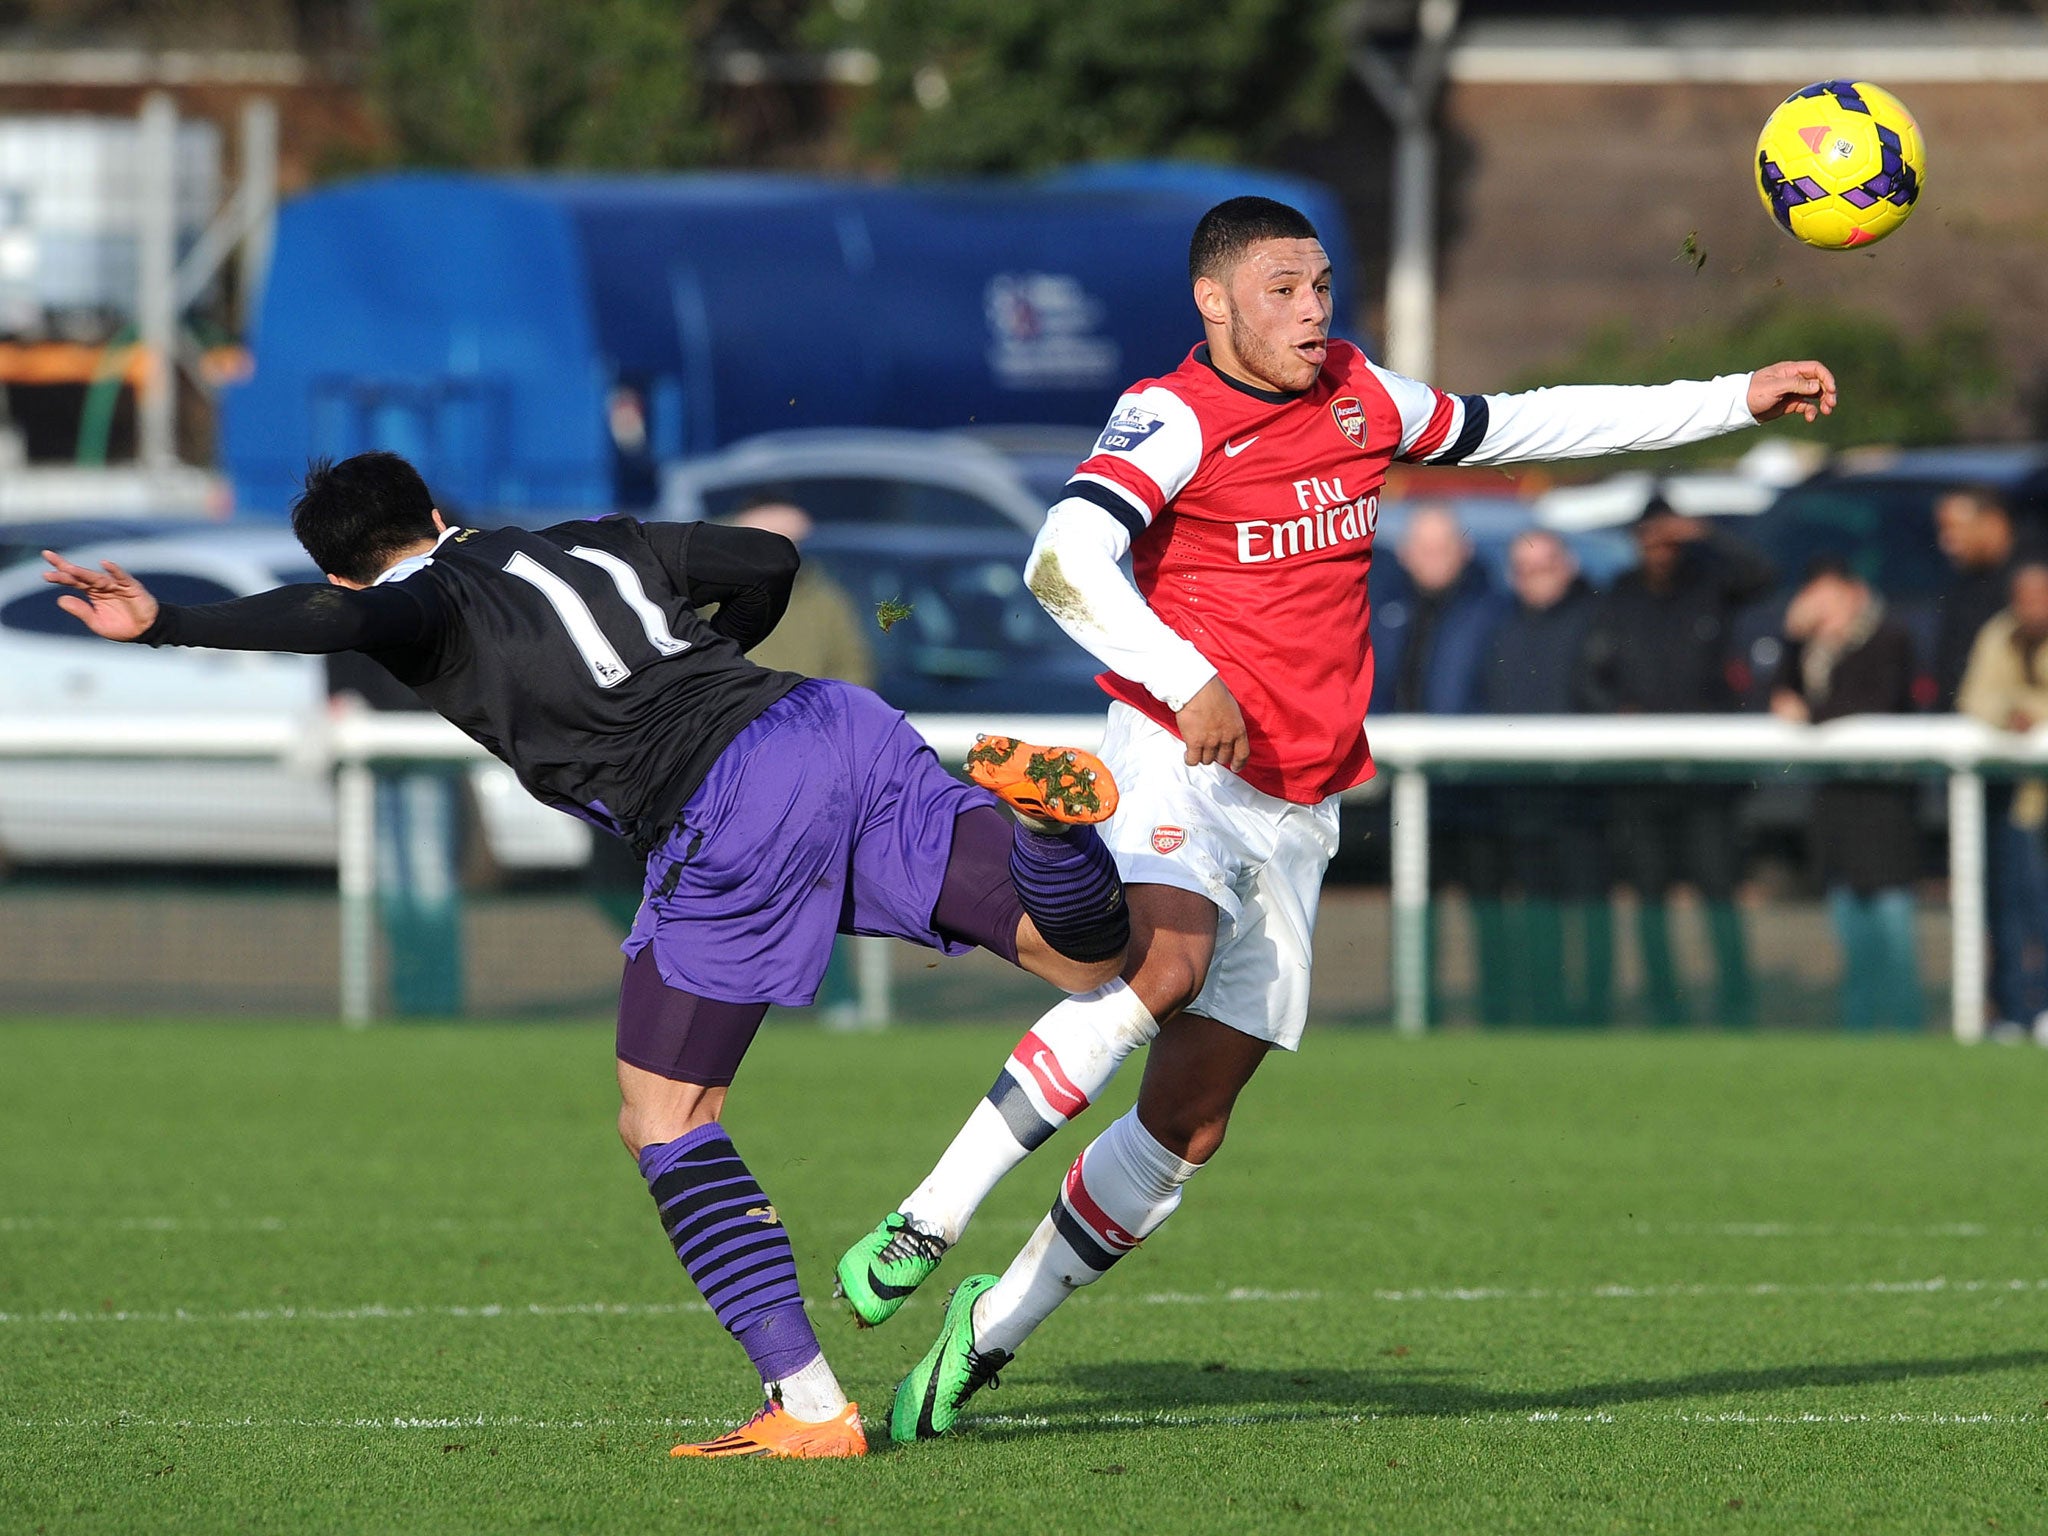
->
xmin=1222 ymin=436 xmax=1259 ymax=457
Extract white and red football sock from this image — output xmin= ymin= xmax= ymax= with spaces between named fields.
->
xmin=898 ymin=980 xmax=1156 ymax=1245
xmin=970 ymin=1107 xmax=1200 ymax=1355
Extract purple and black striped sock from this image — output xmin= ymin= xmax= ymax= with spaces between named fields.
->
xmin=638 ymin=1124 xmax=822 ymax=1388
xmin=1009 ymin=822 xmax=1128 ymax=964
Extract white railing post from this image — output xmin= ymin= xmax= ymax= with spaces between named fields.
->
xmin=336 ymin=757 xmax=377 ymax=1028
xmin=1391 ymin=766 xmax=1431 ymax=1035
xmin=1947 ymin=766 xmax=1987 ymax=1044
xmin=854 ymin=935 xmax=894 ymax=1029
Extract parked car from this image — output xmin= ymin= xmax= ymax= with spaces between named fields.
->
xmin=1723 ymin=446 xmax=2048 ymax=705
xmin=1743 ymin=445 xmax=2048 ymax=601
xmin=0 ymin=527 xmax=588 ymax=871
xmin=0 ymin=517 xmax=219 ymax=570
xmin=657 ymin=427 xmax=1057 ymax=533
xmin=800 ymin=524 xmax=1104 ymax=715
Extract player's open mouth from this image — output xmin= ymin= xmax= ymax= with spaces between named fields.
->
xmin=1295 ymin=339 xmax=1327 ymax=361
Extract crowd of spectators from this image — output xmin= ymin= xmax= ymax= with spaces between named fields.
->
xmin=1375 ymin=484 xmax=2046 ymax=1040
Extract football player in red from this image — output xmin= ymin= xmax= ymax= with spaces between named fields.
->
xmin=840 ymin=196 xmax=1836 ymax=1441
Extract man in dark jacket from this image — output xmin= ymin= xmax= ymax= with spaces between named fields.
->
xmin=1770 ymin=559 xmax=1923 ymax=1031
xmin=1476 ymin=529 xmax=1611 ymax=1025
xmin=1577 ymin=496 xmax=1775 ymax=1026
xmin=1933 ymin=484 xmax=2017 ymax=711
xmin=1372 ymin=503 xmax=1510 ymax=715
xmin=1370 ymin=504 xmax=1511 ymax=1019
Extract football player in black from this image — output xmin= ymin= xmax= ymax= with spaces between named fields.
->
xmin=43 ymin=449 xmax=1130 ymax=1458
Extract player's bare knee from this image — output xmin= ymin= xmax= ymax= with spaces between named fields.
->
xmin=616 ymin=1104 xmax=644 ymax=1156
xmin=1128 ymin=950 xmax=1206 ymax=1021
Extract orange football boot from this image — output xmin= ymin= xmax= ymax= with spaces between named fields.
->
xmin=669 ymin=1401 xmax=867 ymax=1460
xmin=965 ymin=735 xmax=1119 ymax=825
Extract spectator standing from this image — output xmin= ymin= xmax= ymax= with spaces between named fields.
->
xmin=1769 ymin=560 xmax=1923 ymax=1032
xmin=1372 ymin=504 xmax=1505 ymax=717
xmin=1371 ymin=504 xmax=1512 ymax=1020
xmin=1955 ymin=559 xmax=2048 ymax=1045
xmin=1476 ymin=529 xmax=1612 ymax=1026
xmin=725 ymin=501 xmax=877 ymax=691
xmin=1933 ymin=484 xmax=2017 ymax=710
xmin=1577 ymin=495 xmax=1774 ymax=1027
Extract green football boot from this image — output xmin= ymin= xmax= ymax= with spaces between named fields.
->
xmin=834 ymin=1212 xmax=949 ymax=1328
xmin=890 ymin=1273 xmax=1014 ymax=1444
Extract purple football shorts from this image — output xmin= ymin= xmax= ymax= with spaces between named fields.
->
xmin=615 ymin=679 xmax=1026 ymax=1085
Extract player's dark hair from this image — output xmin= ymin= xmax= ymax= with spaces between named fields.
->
xmin=1188 ymin=196 xmax=1320 ymax=284
xmin=291 ymin=452 xmax=440 ymax=585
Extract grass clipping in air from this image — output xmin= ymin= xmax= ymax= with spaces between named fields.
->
xmin=876 ymin=597 xmax=913 ymax=632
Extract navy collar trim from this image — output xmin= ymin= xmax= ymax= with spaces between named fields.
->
xmin=1194 ymin=343 xmax=1307 ymax=405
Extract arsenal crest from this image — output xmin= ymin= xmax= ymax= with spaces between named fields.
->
xmin=1330 ymin=396 xmax=1367 ymax=448
xmin=1151 ymin=825 xmax=1185 ymax=855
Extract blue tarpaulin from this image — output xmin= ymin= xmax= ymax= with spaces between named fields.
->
xmin=223 ymin=164 xmax=1354 ymax=515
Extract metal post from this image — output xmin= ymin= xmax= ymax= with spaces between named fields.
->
xmin=1947 ymin=767 xmax=1986 ymax=1044
xmin=1348 ymin=0 xmax=1460 ymax=380
xmin=237 ymin=97 xmax=278 ymax=331
xmin=136 ymin=92 xmax=179 ymax=471
xmin=338 ymin=758 xmax=377 ymax=1027
xmin=1385 ymin=118 xmax=1438 ymax=380
xmin=853 ymin=935 xmax=894 ymax=1029
xmin=1391 ymin=767 xmax=1431 ymax=1035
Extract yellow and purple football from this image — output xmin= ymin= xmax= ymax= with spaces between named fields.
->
xmin=1755 ymin=80 xmax=1926 ymax=250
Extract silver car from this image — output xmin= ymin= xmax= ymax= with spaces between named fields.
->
xmin=657 ymin=426 xmax=1084 ymax=531
xmin=0 ymin=527 xmax=588 ymax=870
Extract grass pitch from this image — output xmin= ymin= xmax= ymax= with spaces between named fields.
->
xmin=3 ymin=1019 xmax=2045 ymax=1535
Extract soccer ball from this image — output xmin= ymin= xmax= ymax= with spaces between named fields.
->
xmin=1754 ymin=80 xmax=1926 ymax=249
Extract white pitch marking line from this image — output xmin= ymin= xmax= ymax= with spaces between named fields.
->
xmin=9 ymin=1409 xmax=2037 ymax=1433
xmin=7 ymin=1217 xmax=2036 ymax=1242
xmin=1367 ymin=1277 xmax=2048 ymax=1303
xmin=1632 ymin=1222 xmax=2011 ymax=1239
xmin=5 ymin=1278 xmax=2047 ymax=1327
xmin=0 ymin=1301 xmax=707 ymax=1325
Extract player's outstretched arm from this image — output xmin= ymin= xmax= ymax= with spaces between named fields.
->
xmin=1383 ymin=359 xmax=1838 ymax=469
xmin=44 ymin=549 xmax=441 ymax=653
xmin=41 ymin=552 xmax=159 ymax=640
xmin=1746 ymin=359 xmax=1837 ymax=423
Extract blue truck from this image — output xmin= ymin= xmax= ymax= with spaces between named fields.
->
xmin=222 ymin=163 xmax=1353 ymax=516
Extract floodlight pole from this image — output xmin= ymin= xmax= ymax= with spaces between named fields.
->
xmin=1349 ymin=0 xmax=1461 ymax=381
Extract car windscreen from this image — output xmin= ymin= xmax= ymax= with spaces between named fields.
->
xmin=698 ymin=476 xmax=1017 ymax=531
xmin=1747 ymin=480 xmax=1953 ymax=598
xmin=0 ymin=572 xmax=241 ymax=636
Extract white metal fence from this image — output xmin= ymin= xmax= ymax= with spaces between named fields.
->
xmin=0 ymin=710 xmax=2031 ymax=1039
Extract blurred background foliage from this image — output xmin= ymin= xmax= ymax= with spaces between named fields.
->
xmin=1524 ymin=303 xmax=2008 ymax=459
xmin=368 ymin=0 xmax=722 ymax=170
xmin=811 ymin=0 xmax=1346 ymax=172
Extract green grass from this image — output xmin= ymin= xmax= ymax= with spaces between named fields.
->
xmin=3 ymin=1020 xmax=2046 ymax=1535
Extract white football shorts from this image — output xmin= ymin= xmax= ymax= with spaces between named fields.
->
xmin=1094 ymin=701 xmax=1342 ymax=1050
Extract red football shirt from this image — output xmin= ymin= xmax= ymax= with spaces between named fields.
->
xmin=1064 ymin=339 xmax=1483 ymax=804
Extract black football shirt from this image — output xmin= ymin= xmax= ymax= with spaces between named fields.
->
xmin=140 ymin=517 xmax=806 ymax=851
